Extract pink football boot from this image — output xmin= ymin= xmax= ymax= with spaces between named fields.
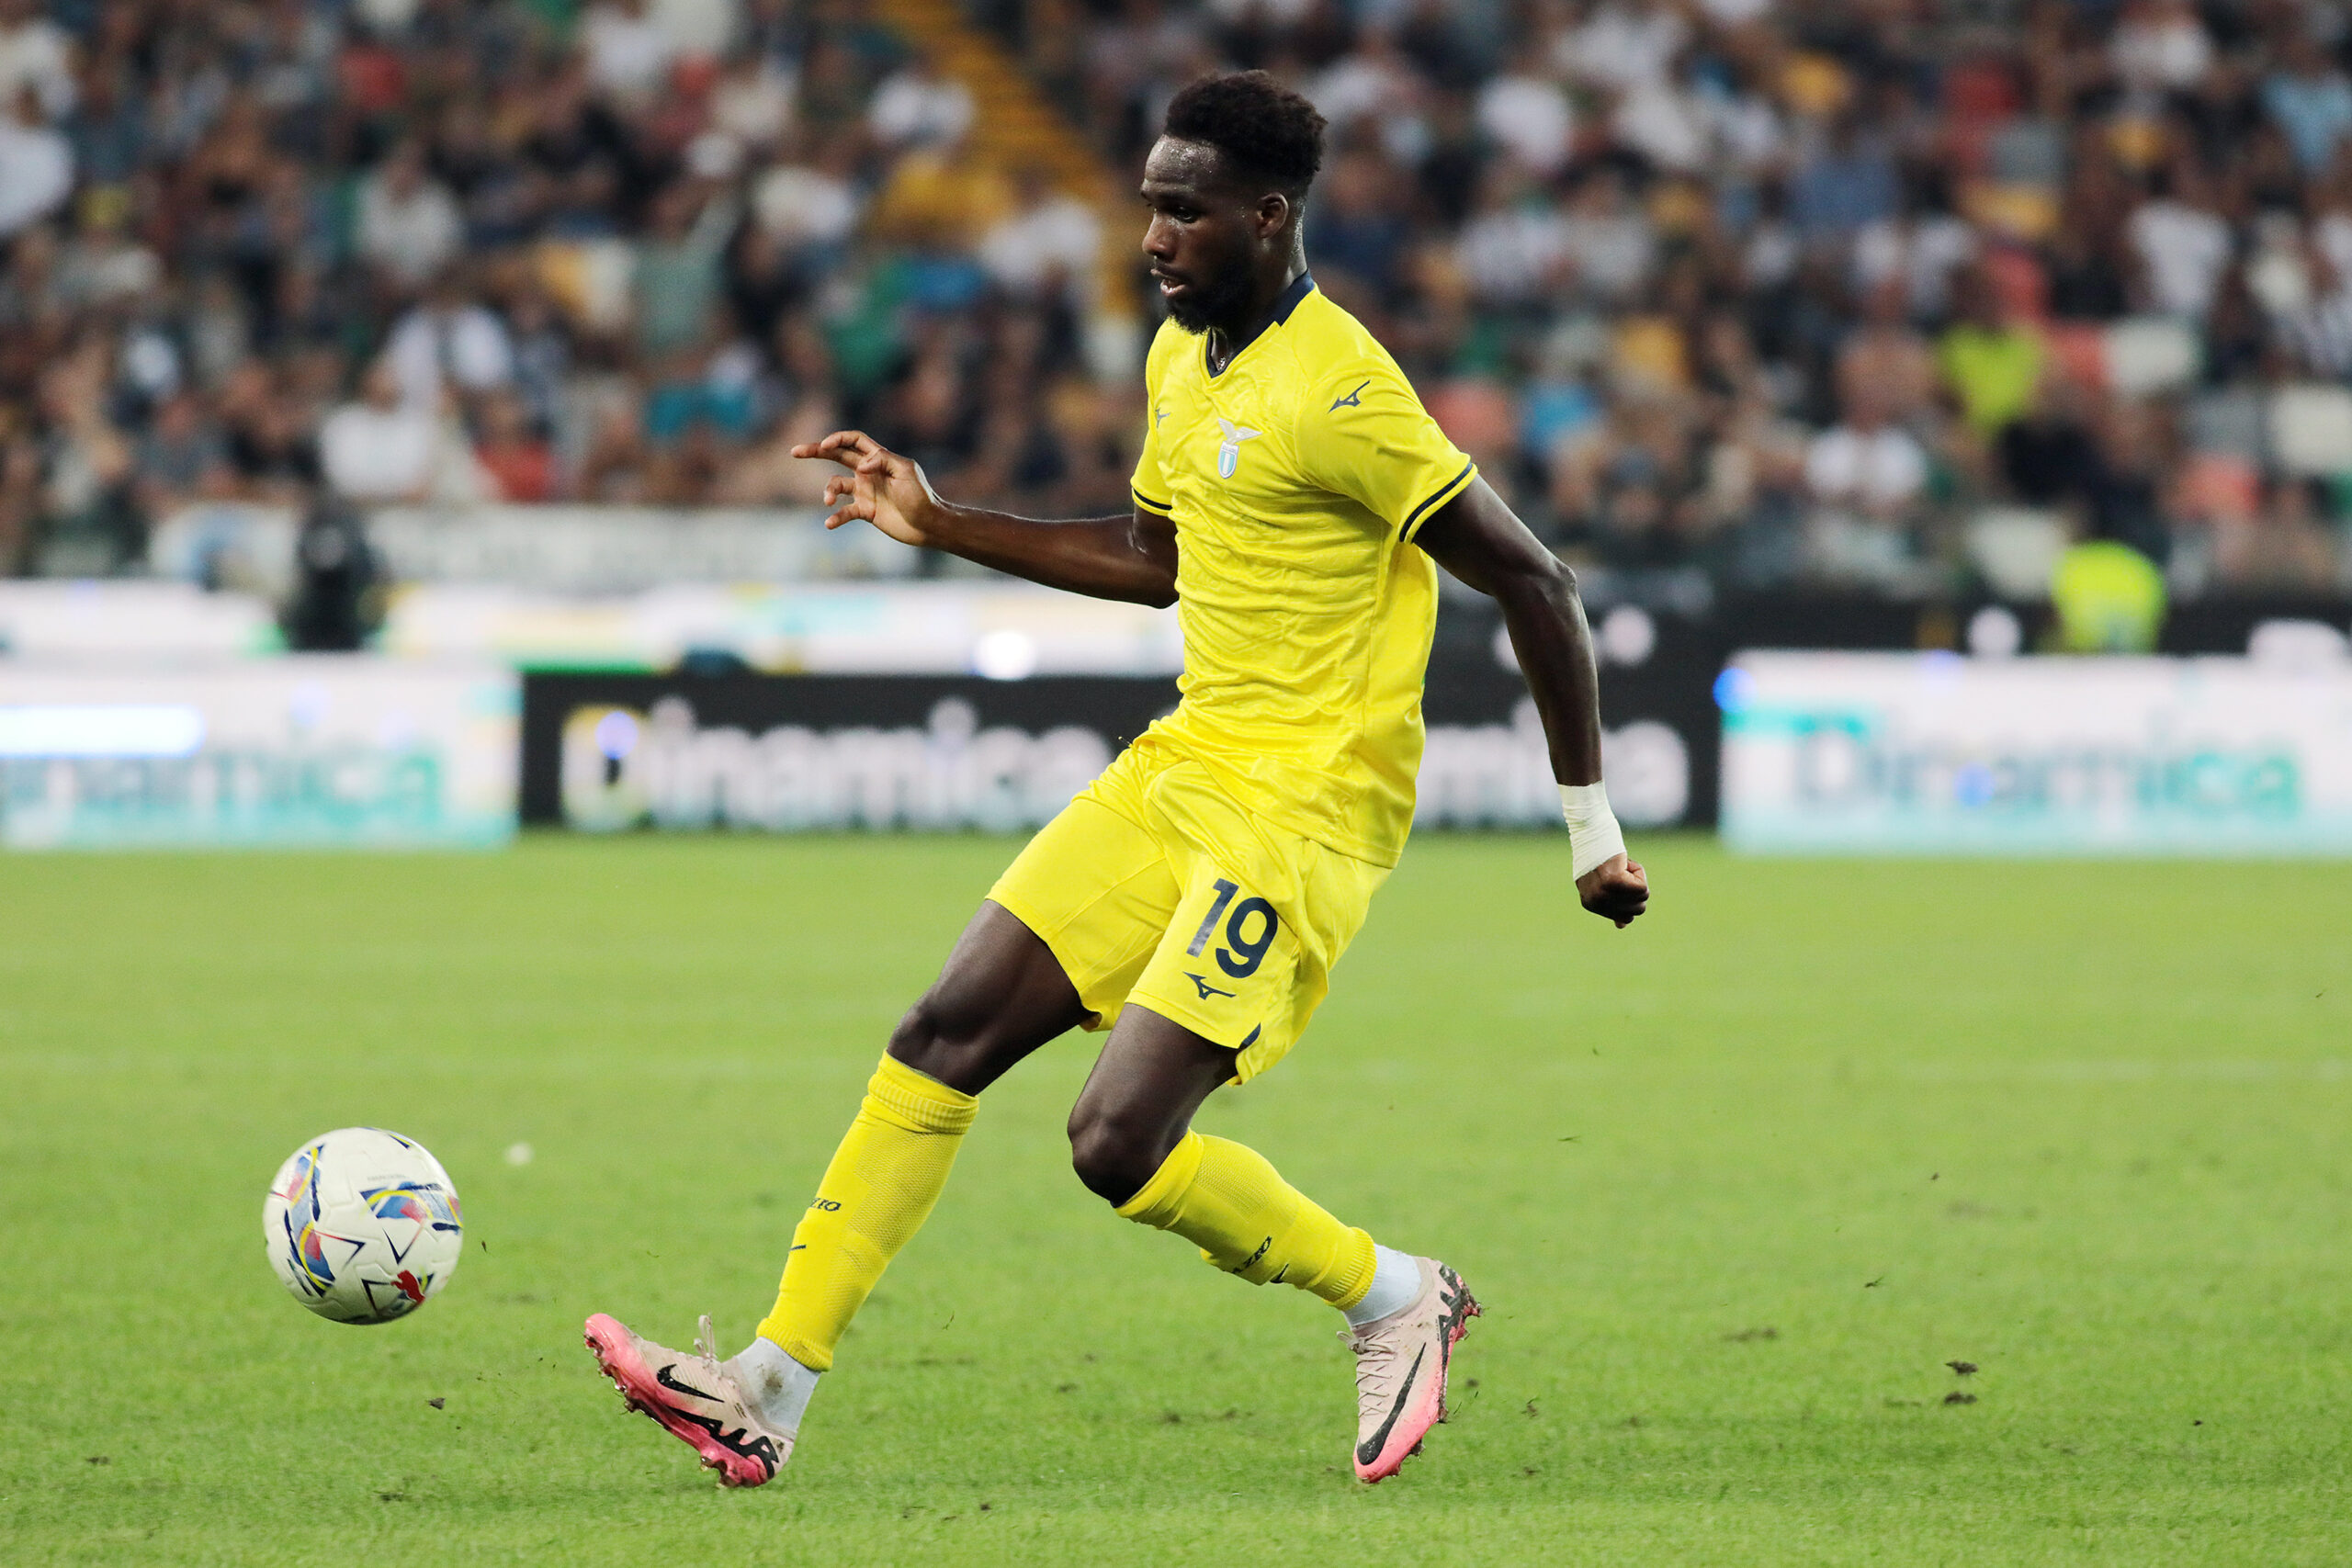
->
xmin=1344 ymin=1258 xmax=1480 ymax=1483
xmin=583 ymin=1313 xmax=790 ymax=1487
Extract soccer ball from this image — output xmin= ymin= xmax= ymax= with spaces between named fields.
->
xmin=263 ymin=1128 xmax=464 ymax=1325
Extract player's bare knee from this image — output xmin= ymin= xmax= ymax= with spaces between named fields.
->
xmin=1068 ymin=1123 xmax=1151 ymax=1206
xmin=886 ymin=993 xmax=992 ymax=1093
xmin=1066 ymin=1103 xmax=1166 ymax=1206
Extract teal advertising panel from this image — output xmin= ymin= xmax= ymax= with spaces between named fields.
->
xmin=1720 ymin=653 xmax=2352 ymax=857
xmin=0 ymin=660 xmax=519 ymax=850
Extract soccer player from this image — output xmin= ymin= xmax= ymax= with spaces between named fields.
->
xmin=585 ymin=71 xmax=1650 ymax=1486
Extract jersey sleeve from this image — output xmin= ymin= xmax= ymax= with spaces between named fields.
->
xmin=1295 ymin=359 xmax=1477 ymax=542
xmin=1130 ymin=324 xmax=1176 ymax=517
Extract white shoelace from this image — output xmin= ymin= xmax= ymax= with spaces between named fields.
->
xmin=1342 ymin=1321 xmax=1415 ymax=1412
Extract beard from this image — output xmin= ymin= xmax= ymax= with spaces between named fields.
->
xmin=1163 ymin=260 xmax=1257 ymax=336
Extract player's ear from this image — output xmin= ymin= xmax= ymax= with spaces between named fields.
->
xmin=1255 ymin=190 xmax=1292 ymax=243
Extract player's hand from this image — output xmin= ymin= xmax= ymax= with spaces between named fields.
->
xmin=793 ymin=429 xmax=943 ymax=547
xmin=1577 ymin=853 xmax=1648 ymax=928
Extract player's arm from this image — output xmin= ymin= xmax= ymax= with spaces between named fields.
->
xmin=795 ymin=430 xmax=1179 ymax=607
xmin=1413 ymin=479 xmax=1650 ymax=927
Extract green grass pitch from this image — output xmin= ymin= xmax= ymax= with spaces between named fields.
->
xmin=3 ymin=835 xmax=2347 ymax=1564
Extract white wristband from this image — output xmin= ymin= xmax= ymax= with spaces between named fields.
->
xmin=1560 ymin=781 xmax=1626 ymax=880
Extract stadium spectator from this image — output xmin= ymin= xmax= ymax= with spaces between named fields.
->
xmin=54 ymin=190 xmax=155 ymax=308
xmin=1939 ymin=265 xmax=2044 ymax=438
xmin=2109 ymin=0 xmax=2213 ymax=97
xmin=2212 ymin=476 xmax=2342 ymax=590
xmin=384 ymin=276 xmax=518 ymax=413
xmin=867 ymin=49 xmax=974 ymax=150
xmin=1806 ymin=408 xmax=1928 ymax=524
xmin=978 ymin=166 xmax=1102 ymax=310
xmin=575 ymin=383 xmax=657 ymax=502
xmin=632 ymin=183 xmax=733 ymax=359
xmin=0 ymin=0 xmax=74 ymax=120
xmin=217 ymin=361 xmax=323 ymax=503
xmin=1804 ymin=352 xmax=1930 ymax=581
xmin=1557 ymin=165 xmax=1656 ymax=307
xmin=581 ymin=0 xmax=678 ymax=103
xmin=710 ymin=45 xmax=798 ymax=154
xmin=0 ymin=85 xmax=69 ymax=241
xmin=1791 ymin=113 xmax=1901 ymax=242
xmin=1302 ymin=25 xmax=1426 ymax=164
xmin=356 ymin=141 xmax=466 ymax=293
xmin=472 ymin=389 xmax=558 ymax=503
xmin=1473 ymin=64 xmax=1574 ymax=177
xmin=0 ymin=408 xmax=38 ymax=569
xmin=1562 ymin=0 xmax=1687 ymax=91
xmin=2263 ymin=30 xmax=2352 ymax=176
xmin=1997 ymin=373 xmax=2103 ymax=513
xmin=134 ymin=391 xmax=232 ymax=517
xmin=320 ymin=360 xmax=466 ymax=504
xmin=1839 ymin=282 xmax=1940 ymax=430
xmin=752 ymin=131 xmax=864 ymax=256
xmin=1852 ymin=196 xmax=1977 ymax=324
xmin=32 ymin=336 xmax=138 ymax=572
xmin=2130 ymin=160 xmax=2234 ymax=321
xmin=1458 ymin=162 xmax=1572 ymax=312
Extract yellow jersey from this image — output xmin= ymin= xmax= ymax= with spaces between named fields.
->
xmin=1129 ymin=275 xmax=1477 ymax=867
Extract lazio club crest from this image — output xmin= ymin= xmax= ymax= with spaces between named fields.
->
xmin=1216 ymin=418 xmax=1260 ymax=479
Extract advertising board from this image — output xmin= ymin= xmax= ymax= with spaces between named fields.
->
xmin=0 ymin=660 xmax=519 ymax=849
xmin=379 ymin=581 xmax=1184 ymax=676
xmin=1719 ymin=652 xmax=2352 ymax=855
xmin=367 ymin=504 xmax=909 ymax=592
xmin=0 ymin=581 xmax=279 ymax=659
xmin=522 ymin=643 xmax=1712 ymax=835
xmin=1419 ymin=604 xmax=1719 ymax=830
xmin=528 ymin=674 xmax=1160 ymax=834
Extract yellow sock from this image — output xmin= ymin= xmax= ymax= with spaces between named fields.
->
xmin=755 ymin=1055 xmax=978 ymax=1372
xmin=1115 ymin=1132 xmax=1376 ymax=1310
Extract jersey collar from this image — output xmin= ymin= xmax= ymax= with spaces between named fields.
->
xmin=1205 ymin=271 xmax=1316 ymax=378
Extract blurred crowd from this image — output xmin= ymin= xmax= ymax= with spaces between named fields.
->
xmin=4 ymin=0 xmax=2352 ymax=599
xmin=0 ymin=0 xmax=1135 ymax=580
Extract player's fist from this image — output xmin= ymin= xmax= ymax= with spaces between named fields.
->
xmin=1577 ymin=854 xmax=1648 ymax=928
xmin=793 ymin=429 xmax=942 ymax=547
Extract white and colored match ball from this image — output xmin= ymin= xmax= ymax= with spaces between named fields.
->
xmin=263 ymin=1128 xmax=464 ymax=1325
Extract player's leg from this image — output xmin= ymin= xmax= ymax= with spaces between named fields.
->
xmin=586 ymin=757 xmax=1181 ymax=1483
xmin=883 ymin=899 xmax=1093 ymax=1093
xmin=584 ymin=902 xmax=1088 ymax=1484
xmin=746 ymin=901 xmax=1083 ymax=1371
xmin=1068 ymin=1001 xmax=1478 ymax=1481
xmin=1069 ymin=768 xmax=1484 ymax=1480
xmin=1069 ymin=1000 xmax=1396 ymax=1309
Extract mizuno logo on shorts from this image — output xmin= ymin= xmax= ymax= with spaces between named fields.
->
xmin=1186 ymin=972 xmax=1236 ymax=999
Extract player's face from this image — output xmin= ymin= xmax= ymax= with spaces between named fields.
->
xmin=1139 ymin=138 xmax=1284 ymax=336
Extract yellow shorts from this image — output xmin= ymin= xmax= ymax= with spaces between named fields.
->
xmin=989 ymin=737 xmax=1389 ymax=1083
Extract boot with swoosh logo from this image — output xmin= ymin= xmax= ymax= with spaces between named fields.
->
xmin=583 ymin=1312 xmax=791 ymax=1487
xmin=1341 ymin=1258 xmax=1480 ymax=1483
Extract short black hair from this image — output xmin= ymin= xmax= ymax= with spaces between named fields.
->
xmin=1162 ymin=71 xmax=1326 ymax=197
